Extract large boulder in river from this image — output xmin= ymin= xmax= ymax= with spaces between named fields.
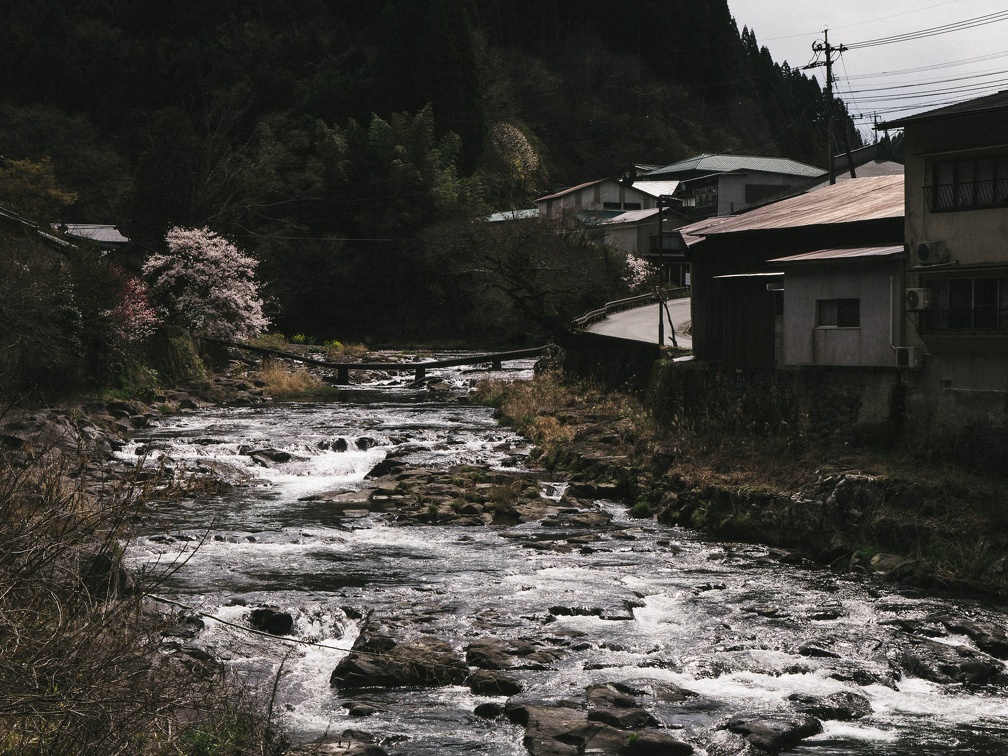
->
xmin=330 ymin=633 xmax=467 ymax=690
xmin=889 ymin=638 xmax=1003 ymax=684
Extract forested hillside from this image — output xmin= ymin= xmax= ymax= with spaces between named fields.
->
xmin=0 ymin=0 xmax=859 ymax=342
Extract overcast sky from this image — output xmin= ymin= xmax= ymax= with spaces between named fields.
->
xmin=725 ymin=0 xmax=1008 ymax=138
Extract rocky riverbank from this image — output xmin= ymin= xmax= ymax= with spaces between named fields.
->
xmin=6 ymin=358 xmax=1007 ymax=755
xmin=477 ymin=372 xmax=1008 ymax=599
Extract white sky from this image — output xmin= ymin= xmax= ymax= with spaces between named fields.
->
xmin=725 ymin=0 xmax=1008 ymax=139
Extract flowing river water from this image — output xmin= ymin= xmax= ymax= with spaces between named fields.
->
xmin=123 ymin=362 xmax=1008 ymax=754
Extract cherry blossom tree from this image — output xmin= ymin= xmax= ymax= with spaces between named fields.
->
xmin=624 ymin=253 xmax=659 ymax=291
xmin=144 ymin=226 xmax=268 ymax=341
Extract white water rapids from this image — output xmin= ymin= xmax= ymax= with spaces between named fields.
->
xmin=123 ymin=363 xmax=1008 ymax=754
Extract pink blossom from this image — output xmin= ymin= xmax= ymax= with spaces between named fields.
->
xmin=105 ymin=269 xmax=160 ymax=349
xmin=624 ymin=253 xmax=658 ymax=291
xmin=144 ymin=227 xmax=269 ymax=341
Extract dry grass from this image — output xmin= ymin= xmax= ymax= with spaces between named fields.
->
xmin=0 ymin=438 xmax=283 ymax=755
xmin=254 ymin=360 xmax=323 ymax=398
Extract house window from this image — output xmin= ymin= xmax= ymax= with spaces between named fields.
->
xmin=817 ymin=298 xmax=860 ymax=328
xmin=924 ymin=276 xmax=1008 ymax=332
xmin=926 ymin=154 xmax=1008 ymax=211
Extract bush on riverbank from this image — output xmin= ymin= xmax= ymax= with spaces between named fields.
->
xmin=0 ymin=427 xmax=284 ymax=754
xmin=479 ymin=371 xmax=1008 ymax=597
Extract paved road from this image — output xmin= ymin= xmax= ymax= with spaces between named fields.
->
xmin=586 ymin=297 xmax=692 ymax=348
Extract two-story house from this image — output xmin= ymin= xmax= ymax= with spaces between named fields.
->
xmin=642 ymin=154 xmax=825 ymax=218
xmin=881 ymin=91 xmax=1008 ymax=394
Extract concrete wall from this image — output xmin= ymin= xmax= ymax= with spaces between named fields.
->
xmin=539 ymin=180 xmax=655 ymax=216
xmin=781 ymin=261 xmax=903 ymax=368
xmin=717 ymin=171 xmax=800 ymax=216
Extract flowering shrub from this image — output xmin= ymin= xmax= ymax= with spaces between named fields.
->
xmin=144 ymin=227 xmax=268 ymax=341
xmin=105 ymin=268 xmax=160 ymax=351
xmin=624 ymin=253 xmax=659 ymax=291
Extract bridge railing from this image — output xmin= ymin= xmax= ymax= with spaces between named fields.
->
xmin=571 ymin=287 xmax=689 ymax=329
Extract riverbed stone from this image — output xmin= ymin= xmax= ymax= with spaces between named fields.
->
xmin=725 ymin=715 xmax=822 ymax=752
xmin=705 ymin=730 xmax=758 ymax=756
xmin=627 ymin=730 xmax=694 ymax=755
xmin=587 ymin=706 xmax=660 ymax=729
xmin=505 ymin=701 xmax=631 ymax=756
xmin=789 ymin=690 xmax=873 ymax=720
xmin=586 ymin=682 xmax=639 ymax=708
xmin=249 ymin=607 xmax=295 ymax=636
xmin=467 ymin=669 xmax=523 ymax=696
xmin=330 ymin=633 xmax=467 ymax=690
xmin=889 ymin=638 xmax=1004 ymax=684
xmin=934 ymin=614 xmax=1008 ymax=659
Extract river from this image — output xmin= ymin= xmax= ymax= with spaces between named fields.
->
xmin=122 ymin=361 xmax=1008 ymax=754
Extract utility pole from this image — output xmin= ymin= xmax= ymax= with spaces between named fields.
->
xmin=809 ymin=29 xmax=847 ymax=185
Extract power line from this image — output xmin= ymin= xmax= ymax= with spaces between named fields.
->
xmin=846 ymin=9 xmax=1008 ymax=50
xmin=843 ymin=68 xmax=1008 ymax=96
xmin=843 ymin=50 xmax=1008 ymax=80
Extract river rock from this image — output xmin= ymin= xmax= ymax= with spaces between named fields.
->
xmin=934 ymin=614 xmax=1008 ymax=659
xmin=627 ymin=730 xmax=694 ymax=755
xmin=789 ymin=690 xmax=873 ymax=720
xmin=586 ymin=682 xmax=640 ymax=708
xmin=705 ymin=730 xmax=758 ymax=756
xmin=330 ymin=634 xmax=467 ymax=690
xmin=725 ymin=715 xmax=822 ymax=752
xmin=587 ymin=706 xmax=660 ymax=729
xmin=474 ymin=702 xmax=506 ymax=719
xmin=505 ymin=701 xmax=632 ymax=756
xmin=889 ymin=638 xmax=1003 ymax=684
xmin=249 ymin=607 xmax=295 ymax=636
xmin=347 ymin=702 xmax=381 ymax=717
xmin=246 ymin=447 xmax=301 ymax=466
xmin=467 ymin=669 xmax=523 ymax=696
xmin=466 ymin=636 xmax=555 ymax=669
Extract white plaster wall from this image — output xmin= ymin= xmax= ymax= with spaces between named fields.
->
xmin=782 ymin=264 xmax=900 ymax=367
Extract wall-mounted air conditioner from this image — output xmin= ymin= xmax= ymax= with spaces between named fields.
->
xmin=895 ymin=346 xmax=924 ymax=369
xmin=905 ymin=287 xmax=933 ymax=311
xmin=915 ymin=240 xmax=949 ymax=265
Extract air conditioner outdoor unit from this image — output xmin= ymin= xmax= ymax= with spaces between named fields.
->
xmin=896 ymin=346 xmax=925 ymax=370
xmin=916 ymin=240 xmax=949 ymax=265
xmin=905 ymin=287 xmax=933 ymax=311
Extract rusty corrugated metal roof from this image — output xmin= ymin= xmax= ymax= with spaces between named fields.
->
xmin=679 ymin=174 xmax=903 ymax=243
xmin=769 ymin=245 xmax=905 ymax=265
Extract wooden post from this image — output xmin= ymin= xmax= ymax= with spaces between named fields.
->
xmin=337 ymin=367 xmax=350 ymax=385
xmin=415 ymin=367 xmax=426 ymax=382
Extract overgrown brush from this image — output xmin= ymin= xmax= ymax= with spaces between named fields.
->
xmin=0 ymin=432 xmax=282 ymax=754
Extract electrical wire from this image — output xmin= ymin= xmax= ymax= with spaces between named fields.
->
xmin=846 ymin=9 xmax=1008 ymax=50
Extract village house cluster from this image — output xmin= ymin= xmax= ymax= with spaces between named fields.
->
xmin=535 ymin=91 xmax=1008 ymax=435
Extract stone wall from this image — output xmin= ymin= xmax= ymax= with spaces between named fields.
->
xmin=646 ymin=361 xmax=901 ymax=440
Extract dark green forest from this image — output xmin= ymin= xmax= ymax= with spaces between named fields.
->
xmin=0 ymin=0 xmax=859 ymax=344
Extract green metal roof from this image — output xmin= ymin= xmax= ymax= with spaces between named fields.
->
xmin=645 ymin=153 xmax=824 ymax=179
